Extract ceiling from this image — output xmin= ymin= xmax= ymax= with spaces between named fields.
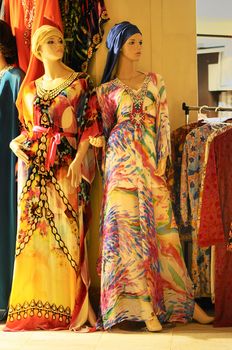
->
xmin=197 ymin=0 xmax=232 ymax=20
xmin=196 ymin=0 xmax=232 ymax=48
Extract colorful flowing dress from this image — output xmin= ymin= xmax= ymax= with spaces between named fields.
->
xmin=180 ymin=124 xmax=215 ymax=297
xmin=4 ymin=72 xmax=100 ymax=331
xmin=0 ymin=67 xmax=24 ymax=320
xmin=96 ymin=72 xmax=194 ymax=329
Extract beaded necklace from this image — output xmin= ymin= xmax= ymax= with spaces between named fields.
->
xmin=35 ymin=72 xmax=78 ymax=101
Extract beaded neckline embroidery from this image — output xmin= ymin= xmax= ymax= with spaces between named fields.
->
xmin=114 ymin=74 xmax=150 ymax=101
xmin=35 ymin=72 xmax=78 ymax=101
xmin=114 ymin=74 xmax=151 ymax=128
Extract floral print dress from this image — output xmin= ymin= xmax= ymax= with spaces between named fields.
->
xmin=5 ymin=72 xmax=100 ymax=331
xmin=96 ymin=72 xmax=194 ymax=329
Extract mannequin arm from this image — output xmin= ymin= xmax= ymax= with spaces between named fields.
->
xmin=9 ymin=134 xmax=29 ymax=167
xmin=67 ymin=139 xmax=90 ymax=188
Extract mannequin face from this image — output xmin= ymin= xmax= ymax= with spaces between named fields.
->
xmin=38 ymin=35 xmax=65 ymax=62
xmin=121 ymin=33 xmax=143 ymax=61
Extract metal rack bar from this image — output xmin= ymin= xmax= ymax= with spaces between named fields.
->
xmin=182 ymin=102 xmax=232 ymax=125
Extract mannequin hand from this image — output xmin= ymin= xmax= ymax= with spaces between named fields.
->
xmin=9 ymin=134 xmax=29 ymax=167
xmin=89 ymin=135 xmax=105 ymax=148
xmin=67 ymin=156 xmax=82 ymax=188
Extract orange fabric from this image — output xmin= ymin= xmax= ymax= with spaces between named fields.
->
xmin=3 ymin=0 xmax=63 ymax=122
xmin=4 ymin=0 xmax=63 ymax=72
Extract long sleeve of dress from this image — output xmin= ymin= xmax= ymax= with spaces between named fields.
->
xmin=155 ymin=75 xmax=171 ymax=176
xmin=96 ymin=83 xmax=117 ymax=141
xmin=78 ymin=76 xmax=102 ymax=144
xmin=180 ymin=142 xmax=190 ymax=227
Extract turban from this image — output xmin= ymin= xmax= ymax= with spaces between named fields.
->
xmin=31 ymin=25 xmax=63 ymax=61
xmin=101 ymin=21 xmax=141 ymax=84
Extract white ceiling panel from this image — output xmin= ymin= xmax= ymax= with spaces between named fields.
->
xmin=197 ymin=0 xmax=232 ymax=20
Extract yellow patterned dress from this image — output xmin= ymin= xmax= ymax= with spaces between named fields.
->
xmin=5 ymin=72 xmax=100 ymax=331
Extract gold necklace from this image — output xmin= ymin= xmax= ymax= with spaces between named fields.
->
xmin=42 ymin=70 xmax=74 ymax=82
xmin=36 ymin=72 xmax=78 ymax=101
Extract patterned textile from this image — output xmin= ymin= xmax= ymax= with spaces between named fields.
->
xmin=198 ymin=125 xmax=232 ymax=247
xmin=168 ymin=123 xmax=198 ymax=241
xmin=198 ymin=128 xmax=232 ymax=326
xmin=59 ymin=0 xmax=109 ymax=72
xmin=96 ymin=73 xmax=194 ymax=330
xmin=180 ymin=124 xmax=218 ymax=297
xmin=4 ymin=73 xmax=100 ymax=331
xmin=0 ymin=67 xmax=24 ymax=316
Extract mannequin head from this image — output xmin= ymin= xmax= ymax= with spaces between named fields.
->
xmin=0 ymin=20 xmax=17 ymax=64
xmin=31 ymin=25 xmax=64 ymax=62
xmin=120 ymin=32 xmax=143 ymax=62
xmin=101 ymin=21 xmax=142 ymax=83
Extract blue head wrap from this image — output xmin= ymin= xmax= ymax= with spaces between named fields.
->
xmin=101 ymin=21 xmax=142 ymax=84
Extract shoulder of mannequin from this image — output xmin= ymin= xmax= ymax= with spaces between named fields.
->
xmin=96 ymin=79 xmax=117 ymax=93
xmin=151 ymin=72 xmax=164 ymax=81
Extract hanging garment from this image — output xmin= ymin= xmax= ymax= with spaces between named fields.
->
xmin=3 ymin=0 xmax=62 ymax=73
xmin=0 ymin=67 xmax=25 ymax=319
xmin=3 ymin=0 xmax=63 ymax=125
xmin=168 ymin=122 xmax=198 ymax=241
xmin=167 ymin=123 xmax=201 ymax=282
xmin=198 ymin=127 xmax=232 ymax=327
xmin=59 ymin=0 xmax=109 ymax=72
xmin=96 ymin=72 xmax=194 ymax=330
xmin=4 ymin=73 xmax=100 ymax=331
xmin=180 ymin=123 xmax=219 ymax=297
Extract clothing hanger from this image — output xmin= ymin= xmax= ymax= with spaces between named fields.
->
xmin=204 ymin=106 xmax=230 ymax=125
xmin=215 ymin=106 xmax=221 ymax=122
xmin=197 ymin=105 xmax=208 ymax=121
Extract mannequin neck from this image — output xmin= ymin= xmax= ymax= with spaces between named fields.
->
xmin=116 ymin=55 xmax=137 ymax=80
xmin=116 ymin=55 xmax=145 ymax=90
xmin=42 ymin=59 xmax=73 ymax=81
xmin=38 ymin=59 xmax=74 ymax=91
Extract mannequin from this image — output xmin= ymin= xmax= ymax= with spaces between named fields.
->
xmin=5 ymin=25 xmax=101 ymax=331
xmin=96 ymin=21 xmax=214 ymax=332
xmin=0 ymin=19 xmax=24 ymax=321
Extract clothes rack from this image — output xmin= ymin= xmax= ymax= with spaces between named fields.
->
xmin=197 ymin=34 xmax=232 ymax=38
xmin=182 ymin=102 xmax=232 ymax=125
